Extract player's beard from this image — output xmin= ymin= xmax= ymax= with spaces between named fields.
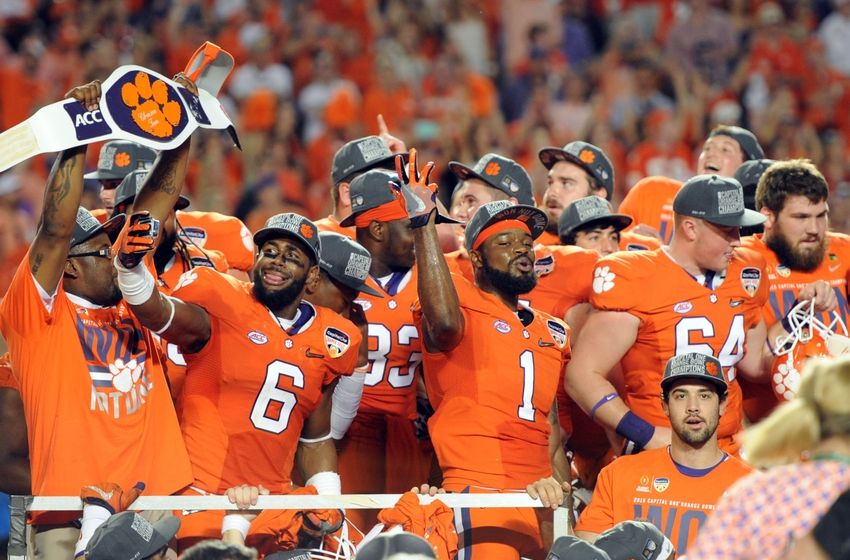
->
xmin=673 ymin=413 xmax=719 ymax=446
xmin=252 ymin=273 xmax=308 ymax=312
xmin=101 ymin=281 xmax=123 ymax=307
xmin=480 ymin=252 xmax=537 ymax=296
xmin=765 ymin=227 xmax=826 ymax=272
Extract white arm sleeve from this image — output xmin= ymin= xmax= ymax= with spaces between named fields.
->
xmin=330 ymin=371 xmax=366 ymax=440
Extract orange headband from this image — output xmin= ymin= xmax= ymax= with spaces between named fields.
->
xmin=472 ymin=220 xmax=531 ymax=250
xmin=353 ymin=194 xmax=408 ymax=228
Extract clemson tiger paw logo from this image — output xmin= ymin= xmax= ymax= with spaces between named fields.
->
xmin=121 ymin=72 xmax=182 ymax=138
xmin=772 ymin=362 xmax=800 ymax=401
xmin=108 ymin=358 xmax=143 ymax=393
xmin=592 ymin=266 xmax=616 ymax=293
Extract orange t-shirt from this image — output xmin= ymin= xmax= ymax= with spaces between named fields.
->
xmin=0 ymin=256 xmax=192 ymax=503
xmin=354 ymin=268 xmax=421 ymax=419
xmin=590 ymin=249 xmax=768 ymax=441
xmin=171 ymin=267 xmax=360 ymax=493
xmin=176 ymin=210 xmax=255 ymax=273
xmin=412 ymin=274 xmax=571 ymax=491
xmin=315 ymin=214 xmax=355 ymax=240
xmin=576 ymin=447 xmax=752 ymax=554
xmin=618 ymin=176 xmax=683 ymax=243
xmin=742 ymin=232 xmax=850 ymax=326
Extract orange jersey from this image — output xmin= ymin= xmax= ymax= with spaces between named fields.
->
xmin=176 ymin=210 xmax=255 ymax=272
xmin=147 ymin=246 xmax=229 ymax=402
xmin=315 ymin=214 xmax=355 ymax=240
xmin=412 ymin=274 xmax=571 ymax=491
xmin=444 ymin=250 xmax=474 ymax=283
xmin=620 ymin=230 xmax=661 ymax=251
xmin=0 ymin=352 xmax=18 ymax=390
xmin=618 ymin=176 xmax=683 ymax=243
xmin=528 ymin=244 xmax=597 ymax=319
xmin=742 ymin=233 xmax=850 ymax=326
xmin=536 ymin=230 xmax=559 ymax=246
xmin=355 ymin=268 xmax=422 ymax=419
xmin=576 ymin=447 xmax=752 ymax=554
xmin=171 ymin=267 xmax=361 ymax=493
xmin=0 ymin=257 xmax=192 ymax=501
xmin=591 ymin=249 xmax=768 ymax=440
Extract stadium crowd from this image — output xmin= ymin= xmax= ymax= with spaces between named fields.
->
xmin=2 ymin=0 xmax=850 ymax=559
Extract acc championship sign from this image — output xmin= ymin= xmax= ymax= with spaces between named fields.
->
xmin=0 ymin=64 xmax=238 ymax=173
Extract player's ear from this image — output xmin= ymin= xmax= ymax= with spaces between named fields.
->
xmin=680 ymin=217 xmax=698 ymax=241
xmin=366 ymin=220 xmax=385 ymax=242
xmin=338 ymin=182 xmax=351 ymax=207
xmin=469 ymin=248 xmax=482 ymax=269
xmin=63 ymin=258 xmax=81 ymax=280
xmin=760 ymin=207 xmax=776 ymax=229
xmin=305 ymin=264 xmax=321 ymax=289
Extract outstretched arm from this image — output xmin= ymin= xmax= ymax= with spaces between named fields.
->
xmin=29 ymin=81 xmax=101 ymax=293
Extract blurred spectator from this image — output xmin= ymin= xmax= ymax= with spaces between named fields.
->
xmin=625 ymin=109 xmax=692 ymax=186
xmin=818 ymin=0 xmax=850 ymax=77
xmin=298 ymin=48 xmax=358 ymax=143
xmin=228 ymin=34 xmax=293 ymax=102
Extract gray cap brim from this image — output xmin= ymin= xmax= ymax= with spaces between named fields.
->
xmin=84 ymin=170 xmax=126 ymax=181
xmin=72 ymin=213 xmax=127 ymax=247
xmin=325 ymin=269 xmax=383 ymax=298
xmin=705 ymin=208 xmax=766 ymax=228
xmin=560 ymin=214 xmax=633 ymax=238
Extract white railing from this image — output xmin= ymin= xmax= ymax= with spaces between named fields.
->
xmin=8 ymin=493 xmax=571 ymax=559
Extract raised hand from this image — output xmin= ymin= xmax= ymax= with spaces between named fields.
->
xmin=64 ymin=80 xmax=102 ymax=112
xmin=117 ymin=211 xmax=161 ymax=269
xmin=80 ymin=481 xmax=145 ymax=514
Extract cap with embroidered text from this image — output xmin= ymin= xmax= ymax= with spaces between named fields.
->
xmin=595 ymin=520 xmax=676 ymax=560
xmin=661 ymin=352 xmax=728 ymax=394
xmin=538 ymin=141 xmax=615 ymax=200
xmin=331 ymin=136 xmax=408 ymax=185
xmin=464 ymin=200 xmax=548 ymax=252
xmin=85 ymin=511 xmax=180 ymax=560
xmin=84 ymin=140 xmax=157 ymax=181
xmin=558 ymin=196 xmax=632 ymax=239
xmin=449 ymin=153 xmax=535 ymax=206
xmin=253 ymin=212 xmax=321 ymax=263
xmin=318 ymin=232 xmax=382 ymax=297
xmin=673 ymin=174 xmax=766 ymax=228
xmin=71 ymin=206 xmax=126 ymax=248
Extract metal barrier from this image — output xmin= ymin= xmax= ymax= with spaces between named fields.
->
xmin=8 ymin=493 xmax=570 ymax=559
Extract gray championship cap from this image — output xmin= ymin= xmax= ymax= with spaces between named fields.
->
xmin=331 ymin=136 xmax=407 ymax=185
xmin=85 ymin=511 xmax=180 ymax=560
xmin=112 ymin=169 xmax=190 ymax=216
xmin=546 ymin=536 xmax=612 ymax=560
xmin=85 ymin=140 xmax=157 ymax=181
xmin=357 ymin=532 xmax=437 ymax=560
xmin=339 ymin=169 xmax=422 ymax=228
xmin=673 ymin=174 xmax=766 ymax=228
xmin=595 ymin=521 xmax=676 ymax=560
xmin=71 ymin=207 xmax=126 ymax=248
xmin=253 ymin=212 xmax=321 ymax=263
xmin=558 ymin=196 xmax=632 ymax=240
xmin=538 ymin=141 xmax=615 ymax=201
xmin=318 ymin=232 xmax=382 ymax=297
xmin=708 ymin=126 xmax=765 ymax=161
xmin=448 ymin=153 xmax=535 ymax=206
xmin=464 ymin=200 xmax=548 ymax=252
xmin=661 ymin=352 xmax=728 ymax=394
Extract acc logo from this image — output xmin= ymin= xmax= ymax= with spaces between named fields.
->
xmin=247 ymin=331 xmax=268 ymax=345
xmin=673 ymin=302 xmax=692 ymax=314
xmin=63 ymin=102 xmax=112 ymax=141
xmin=653 ymin=477 xmax=670 ymax=492
xmin=324 ymin=327 xmax=350 ymax=358
xmin=740 ymin=267 xmax=762 ymax=297
xmin=592 ymin=266 xmax=616 ymax=293
xmin=493 ymin=319 xmax=511 ymax=334
xmin=546 ymin=319 xmax=567 ymax=347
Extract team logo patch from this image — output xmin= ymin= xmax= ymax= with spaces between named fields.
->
xmin=247 ymin=331 xmax=268 ymax=345
xmin=740 ymin=267 xmax=761 ymax=297
xmin=776 ymin=265 xmax=791 ymax=278
xmin=546 ymin=320 xmax=567 ymax=347
xmin=653 ymin=477 xmax=670 ymax=492
xmin=354 ymin=298 xmax=372 ymax=311
xmin=709 ymin=294 xmax=718 ymax=303
xmin=534 ymin=254 xmax=555 ymax=276
xmin=673 ymin=302 xmax=692 ymax=314
xmin=592 ymin=266 xmax=616 ymax=293
xmin=324 ymin=327 xmax=350 ymax=358
xmin=178 ymin=226 xmax=208 ymax=247
xmin=493 ymin=319 xmax=511 ymax=334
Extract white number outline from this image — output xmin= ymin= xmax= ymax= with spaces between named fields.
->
xmin=364 ymin=323 xmax=421 ymax=389
xmin=250 ymin=360 xmax=305 ymax=434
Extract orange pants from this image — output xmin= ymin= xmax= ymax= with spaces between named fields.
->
xmin=337 ymin=411 xmax=434 ymax=532
xmin=448 ymin=486 xmax=549 ymax=560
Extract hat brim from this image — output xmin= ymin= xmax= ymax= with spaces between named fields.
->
xmin=144 ymin=516 xmax=181 ymax=556
xmin=253 ymin=228 xmax=319 ymax=263
xmin=559 ymin=213 xmax=633 ymax=238
xmin=448 ymin=161 xmax=496 ymax=190
xmin=660 ymin=373 xmax=728 ymax=394
xmin=73 ymin=213 xmax=127 ymax=247
xmin=328 ymin=272 xmax=383 ymax=298
xmin=84 ymin=170 xmax=126 ymax=181
xmin=335 ymin=152 xmax=409 ymax=185
xmin=468 ymin=204 xmax=548 ymax=251
xmin=705 ymin=208 xmax=766 ymax=228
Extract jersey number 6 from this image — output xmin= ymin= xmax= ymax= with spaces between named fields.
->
xmin=250 ymin=360 xmax=305 ymax=434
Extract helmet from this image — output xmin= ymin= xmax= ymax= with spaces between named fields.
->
xmin=771 ymin=300 xmax=850 ymax=401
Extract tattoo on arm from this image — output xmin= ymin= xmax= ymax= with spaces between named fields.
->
xmin=42 ymin=153 xmax=78 ymax=229
xmin=30 ymin=253 xmax=44 ymax=274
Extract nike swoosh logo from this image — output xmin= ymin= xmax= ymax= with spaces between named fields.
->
xmin=538 ymin=339 xmax=555 ymax=347
xmin=306 ymin=351 xmax=324 ymax=359
xmin=729 ymin=299 xmax=744 ymax=308
xmin=829 ymin=264 xmax=841 ymax=272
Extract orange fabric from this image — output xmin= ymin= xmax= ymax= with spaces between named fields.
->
xmin=353 ymin=199 xmax=408 ymax=228
xmin=591 ymin=249 xmax=768 ymax=440
xmin=0 ymin=352 xmax=18 ymax=390
xmin=171 ymin=267 xmax=360 ymax=495
xmin=241 ymin=90 xmax=277 ymax=132
xmin=535 ymin=230 xmax=560 ymax=246
xmin=739 ymin=232 xmax=850 ymax=421
xmin=576 ymin=448 xmax=752 ymax=554
xmin=90 ymin=208 xmax=110 ymax=225
xmin=378 ymin=492 xmax=459 ymax=560
xmin=315 ymin=215 xmax=355 ymax=240
xmin=625 ymin=142 xmax=692 ymax=190
xmin=0 ymin=251 xmax=192 ymax=521
xmin=526 ymin=245 xmax=597 ymax=320
xmin=618 ymin=176 xmax=683 ymax=243
xmin=444 ymin=250 xmax=474 ymax=283
xmin=412 ymin=274 xmax=571 ymax=490
xmin=620 ymin=230 xmax=661 ymax=251
xmin=472 ymin=220 xmax=531 ymax=250
xmin=176 ymin=210 xmax=255 ymax=272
